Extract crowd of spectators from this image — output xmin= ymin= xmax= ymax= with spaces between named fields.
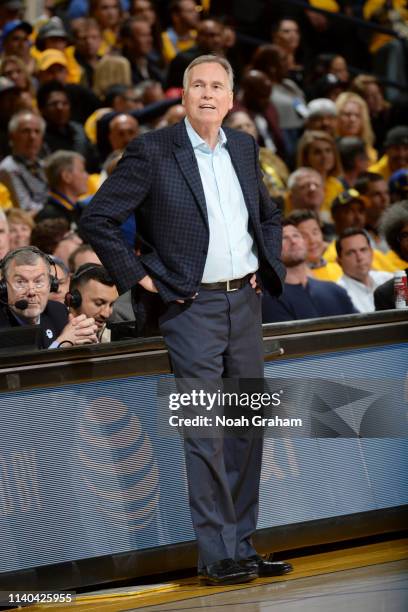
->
xmin=0 ymin=0 xmax=407 ymax=347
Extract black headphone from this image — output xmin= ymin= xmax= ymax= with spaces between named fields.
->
xmin=0 ymin=246 xmax=59 ymax=304
xmin=64 ymin=264 xmax=103 ymax=309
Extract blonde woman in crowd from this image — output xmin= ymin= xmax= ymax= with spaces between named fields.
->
xmin=335 ymin=92 xmax=377 ymax=162
xmin=92 ymin=54 xmax=132 ymax=98
xmin=6 ymin=209 xmax=34 ymax=249
xmin=296 ymin=130 xmax=344 ymax=219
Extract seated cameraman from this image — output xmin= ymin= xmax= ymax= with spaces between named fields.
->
xmin=65 ymin=264 xmax=118 ymax=342
xmin=0 ymin=246 xmax=97 ymax=348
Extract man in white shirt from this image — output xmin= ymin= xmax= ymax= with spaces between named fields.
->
xmin=336 ymin=229 xmax=392 ymax=312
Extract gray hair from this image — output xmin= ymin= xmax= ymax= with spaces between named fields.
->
xmin=8 ymin=111 xmax=46 ymax=135
xmin=44 ymin=150 xmax=83 ymax=191
xmin=287 ymin=167 xmax=322 ymax=191
xmin=2 ymin=247 xmax=51 ymax=280
xmin=379 ymin=200 xmax=408 ymax=256
xmin=306 ymin=98 xmax=337 ymax=119
xmin=182 ymin=55 xmax=234 ymax=90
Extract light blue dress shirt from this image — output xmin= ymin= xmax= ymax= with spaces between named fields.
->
xmin=185 ymin=118 xmax=258 ymax=283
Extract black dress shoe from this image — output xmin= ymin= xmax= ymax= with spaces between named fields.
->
xmin=239 ymin=555 xmax=293 ymax=577
xmin=198 ymin=558 xmax=258 ymax=585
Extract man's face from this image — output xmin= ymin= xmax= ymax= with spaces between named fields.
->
xmin=291 ymin=172 xmax=324 ymax=212
xmin=43 ymin=37 xmax=67 ymax=51
xmin=39 ymin=63 xmax=68 ymax=84
xmin=388 ymin=143 xmax=408 ymax=173
xmin=183 ymin=62 xmax=233 ymax=131
xmin=50 ymin=263 xmax=70 ymax=304
xmin=131 ymin=0 xmax=156 ymax=26
xmin=72 ymin=249 xmax=101 ymax=272
xmin=73 ymin=279 xmax=118 ymax=330
xmin=297 ymin=218 xmax=324 ymax=264
xmin=334 ymin=201 xmax=366 ymax=234
xmin=127 ymin=21 xmax=152 ymax=56
xmin=10 ymin=114 xmax=44 ymax=160
xmin=196 ymin=20 xmax=224 ymax=54
xmin=281 ymin=224 xmax=307 ymax=267
xmin=338 ymin=233 xmax=373 ymax=282
xmin=94 ymin=0 xmax=121 ymax=29
xmin=307 ymin=113 xmax=337 ymax=137
xmin=53 ymin=232 xmax=83 ymax=265
xmin=74 ymin=26 xmax=102 ymax=58
xmin=365 ymin=179 xmax=390 ymax=228
xmin=41 ymin=91 xmax=70 ymax=126
xmin=0 ymin=219 xmax=10 ymax=259
xmin=177 ymin=0 xmax=200 ymax=29
xmin=3 ymin=27 xmax=29 ymax=57
xmin=108 ymin=114 xmax=139 ymax=151
xmin=6 ymin=258 xmax=50 ymax=323
xmin=65 ymin=157 xmax=89 ymax=197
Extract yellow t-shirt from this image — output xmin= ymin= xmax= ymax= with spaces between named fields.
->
xmin=383 ymin=249 xmax=408 ymax=271
xmin=311 ymin=261 xmax=343 ymax=281
xmin=161 ymin=30 xmax=197 ymax=63
xmin=322 ymin=176 xmax=344 ymax=217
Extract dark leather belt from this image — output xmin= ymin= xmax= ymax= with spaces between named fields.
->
xmin=200 ymin=274 xmax=251 ymax=292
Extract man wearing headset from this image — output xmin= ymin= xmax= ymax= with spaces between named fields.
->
xmin=65 ymin=264 xmax=119 ymax=342
xmin=0 ymin=246 xmax=98 ymax=348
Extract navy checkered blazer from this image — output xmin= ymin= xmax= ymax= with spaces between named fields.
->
xmin=80 ymin=120 xmax=285 ymax=305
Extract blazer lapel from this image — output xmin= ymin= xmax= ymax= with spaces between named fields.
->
xmin=173 ymin=123 xmax=208 ymax=225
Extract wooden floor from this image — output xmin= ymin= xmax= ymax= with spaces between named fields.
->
xmin=25 ymin=538 xmax=408 ymax=612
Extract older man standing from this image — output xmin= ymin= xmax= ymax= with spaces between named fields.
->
xmin=80 ymin=55 xmax=290 ymax=585
xmin=0 ymin=110 xmax=48 ymax=213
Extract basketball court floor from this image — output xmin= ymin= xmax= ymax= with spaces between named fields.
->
xmin=23 ymin=537 xmax=408 ymax=611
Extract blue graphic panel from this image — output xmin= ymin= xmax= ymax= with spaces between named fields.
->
xmin=0 ymin=343 xmax=407 ymax=572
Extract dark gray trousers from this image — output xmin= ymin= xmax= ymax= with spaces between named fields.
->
xmin=159 ymin=282 xmax=264 ymax=567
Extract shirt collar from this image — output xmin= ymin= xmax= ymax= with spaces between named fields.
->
xmin=13 ymin=154 xmax=41 ymax=169
xmin=184 ymin=117 xmax=227 ymax=152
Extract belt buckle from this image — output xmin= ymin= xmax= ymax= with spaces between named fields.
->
xmin=226 ymin=279 xmax=238 ymax=292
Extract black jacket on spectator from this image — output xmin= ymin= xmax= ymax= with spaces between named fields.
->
xmin=374 ymin=270 xmax=407 ymax=310
xmin=65 ymin=83 xmax=101 ymax=124
xmin=262 ymin=278 xmax=356 ymax=323
xmin=44 ymin=121 xmax=100 ymax=173
xmin=35 ymin=192 xmax=81 ymax=226
xmin=123 ymin=51 xmax=164 ymax=86
xmin=0 ymin=301 xmax=68 ymax=349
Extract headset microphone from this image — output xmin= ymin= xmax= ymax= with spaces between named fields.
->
xmin=14 ymin=299 xmax=29 ymax=310
xmin=0 ymin=295 xmax=29 ymax=310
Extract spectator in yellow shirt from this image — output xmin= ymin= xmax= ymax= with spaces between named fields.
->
xmin=161 ymin=0 xmax=199 ymax=63
xmin=369 ymin=126 xmax=408 ymax=180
